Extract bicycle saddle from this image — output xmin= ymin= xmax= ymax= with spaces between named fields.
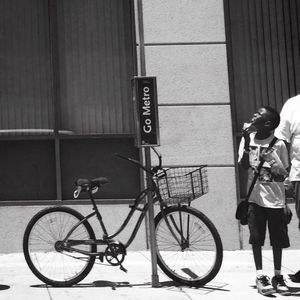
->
xmin=75 ymin=177 xmax=109 ymax=189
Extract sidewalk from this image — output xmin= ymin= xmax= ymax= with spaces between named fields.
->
xmin=1 ymin=250 xmax=300 ymax=300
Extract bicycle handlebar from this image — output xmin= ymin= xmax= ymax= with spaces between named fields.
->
xmin=114 ymin=153 xmax=150 ymax=173
xmin=115 ymin=147 xmax=162 ymax=175
xmin=151 ymin=147 xmax=162 ymax=169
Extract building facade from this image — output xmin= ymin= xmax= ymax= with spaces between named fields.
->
xmin=0 ymin=0 xmax=299 ymax=252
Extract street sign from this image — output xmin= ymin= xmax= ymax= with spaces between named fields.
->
xmin=132 ymin=76 xmax=160 ymax=287
xmin=132 ymin=76 xmax=160 ymax=147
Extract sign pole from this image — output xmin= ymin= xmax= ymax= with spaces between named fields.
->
xmin=145 ymin=147 xmax=159 ymax=287
xmin=136 ymin=0 xmax=159 ymax=287
xmin=132 ymin=76 xmax=160 ymax=287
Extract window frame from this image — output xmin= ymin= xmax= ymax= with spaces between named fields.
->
xmin=0 ymin=0 xmax=138 ymax=204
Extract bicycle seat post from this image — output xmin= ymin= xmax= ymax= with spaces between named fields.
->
xmin=89 ymin=190 xmax=108 ymax=237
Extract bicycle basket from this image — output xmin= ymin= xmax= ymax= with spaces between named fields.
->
xmin=155 ymin=166 xmax=208 ymax=205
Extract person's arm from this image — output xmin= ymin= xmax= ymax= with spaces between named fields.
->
xmin=275 ymin=101 xmax=292 ymax=143
xmin=283 ymin=140 xmax=291 ymax=173
xmin=262 ymin=141 xmax=289 ymax=176
xmin=238 ymin=130 xmax=250 ymax=170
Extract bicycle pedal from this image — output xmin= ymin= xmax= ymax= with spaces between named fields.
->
xmin=98 ymin=253 xmax=104 ymax=263
xmin=120 ymin=265 xmax=127 ymax=273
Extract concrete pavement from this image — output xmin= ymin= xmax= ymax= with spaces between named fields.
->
xmin=1 ymin=250 xmax=300 ymax=299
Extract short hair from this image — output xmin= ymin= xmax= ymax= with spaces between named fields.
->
xmin=263 ymin=106 xmax=280 ymax=130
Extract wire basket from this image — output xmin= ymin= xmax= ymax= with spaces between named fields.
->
xmin=155 ymin=166 xmax=208 ymax=205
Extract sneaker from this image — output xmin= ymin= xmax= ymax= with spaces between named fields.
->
xmin=256 ymin=275 xmax=276 ymax=296
xmin=271 ymin=275 xmax=291 ymax=296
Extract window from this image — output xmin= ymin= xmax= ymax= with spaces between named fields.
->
xmin=0 ymin=0 xmax=139 ymax=201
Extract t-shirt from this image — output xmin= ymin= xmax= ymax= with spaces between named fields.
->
xmin=275 ymin=95 xmax=300 ymax=181
xmin=238 ymin=133 xmax=289 ymax=208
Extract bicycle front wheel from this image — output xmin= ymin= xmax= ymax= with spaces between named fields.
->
xmin=155 ymin=205 xmax=223 ymax=286
xmin=23 ymin=206 xmax=96 ymax=287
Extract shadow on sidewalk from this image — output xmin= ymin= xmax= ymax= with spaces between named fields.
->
xmin=0 ymin=284 xmax=10 ymax=291
xmin=31 ymin=280 xmax=229 ymax=294
xmin=249 ymin=284 xmax=300 ymax=297
xmin=289 ymin=287 xmax=300 ymax=296
xmin=32 ymin=281 xmax=149 ymax=290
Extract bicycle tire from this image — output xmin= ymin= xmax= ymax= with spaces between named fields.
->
xmin=23 ymin=206 xmax=96 ymax=287
xmin=155 ymin=205 xmax=223 ymax=286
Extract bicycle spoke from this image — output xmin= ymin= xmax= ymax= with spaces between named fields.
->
xmin=155 ymin=206 xmax=222 ymax=286
xmin=24 ymin=207 xmax=96 ymax=286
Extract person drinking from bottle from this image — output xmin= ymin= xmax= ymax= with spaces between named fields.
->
xmin=238 ymin=106 xmax=290 ymax=296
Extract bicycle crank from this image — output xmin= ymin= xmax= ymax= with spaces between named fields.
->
xmin=104 ymin=242 xmax=127 ymax=272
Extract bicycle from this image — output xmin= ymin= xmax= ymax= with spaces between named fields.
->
xmin=23 ymin=147 xmax=223 ymax=287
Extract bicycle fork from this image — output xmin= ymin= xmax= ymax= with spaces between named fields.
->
xmin=161 ymin=206 xmax=190 ymax=250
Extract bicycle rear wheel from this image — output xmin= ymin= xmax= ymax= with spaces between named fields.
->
xmin=155 ymin=205 xmax=223 ymax=286
xmin=23 ymin=206 xmax=96 ymax=287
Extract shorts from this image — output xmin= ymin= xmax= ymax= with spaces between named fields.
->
xmin=248 ymin=203 xmax=290 ymax=248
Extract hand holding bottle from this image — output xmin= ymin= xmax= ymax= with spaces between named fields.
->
xmin=242 ymin=122 xmax=256 ymax=149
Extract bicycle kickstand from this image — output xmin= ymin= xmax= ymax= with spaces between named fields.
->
xmin=119 ymin=264 xmax=127 ymax=273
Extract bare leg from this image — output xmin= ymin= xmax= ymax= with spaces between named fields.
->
xmin=252 ymin=245 xmax=262 ymax=271
xmin=272 ymin=247 xmax=282 ymax=272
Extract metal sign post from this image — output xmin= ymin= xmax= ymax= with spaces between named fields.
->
xmin=144 ymin=146 xmax=159 ymax=287
xmin=132 ymin=76 xmax=160 ymax=147
xmin=132 ymin=76 xmax=160 ymax=287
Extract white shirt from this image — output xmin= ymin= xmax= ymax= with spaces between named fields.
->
xmin=238 ymin=134 xmax=289 ymax=208
xmin=275 ymin=95 xmax=300 ymax=181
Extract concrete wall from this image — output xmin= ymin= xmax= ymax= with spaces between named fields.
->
xmin=0 ymin=204 xmax=147 ymax=253
xmin=0 ymin=0 xmax=240 ymax=253
xmin=137 ymin=0 xmax=240 ymax=250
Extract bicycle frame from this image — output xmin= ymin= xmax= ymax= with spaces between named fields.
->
xmin=61 ymin=187 xmax=153 ymax=256
xmin=61 ymin=147 xmax=188 ymax=257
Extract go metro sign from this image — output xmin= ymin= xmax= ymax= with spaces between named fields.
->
xmin=132 ymin=76 xmax=160 ymax=147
